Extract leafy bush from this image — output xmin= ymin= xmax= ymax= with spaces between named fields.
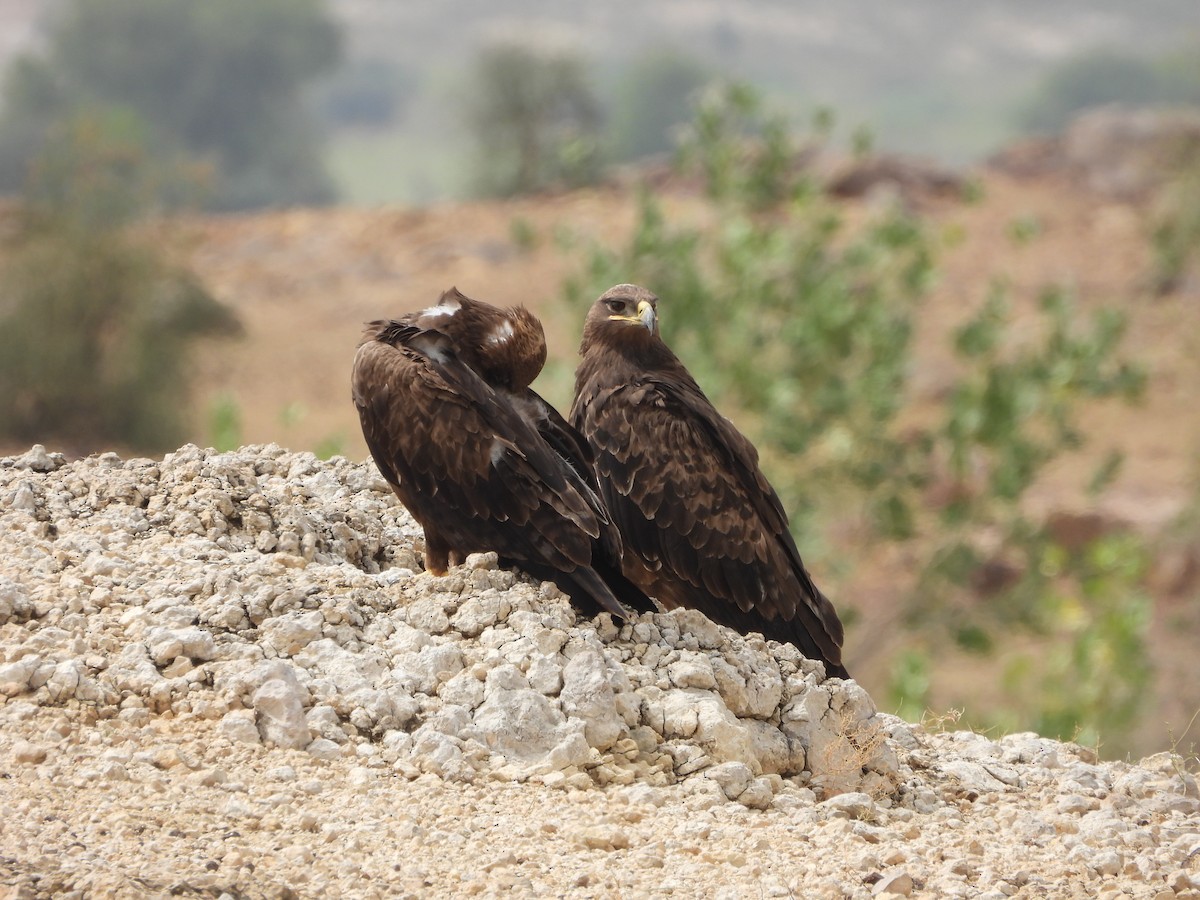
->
xmin=208 ymin=393 xmax=244 ymax=454
xmin=0 ymin=0 xmax=342 ymax=210
xmin=561 ymin=83 xmax=1150 ymax=753
xmin=1001 ymin=534 xmax=1152 ymax=754
xmin=0 ymin=114 xmax=237 ymax=452
xmin=564 ymin=84 xmax=935 ymax=546
xmin=462 ymin=42 xmax=604 ymax=197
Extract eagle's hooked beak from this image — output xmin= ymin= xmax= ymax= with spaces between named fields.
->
xmin=637 ymin=300 xmax=656 ymax=334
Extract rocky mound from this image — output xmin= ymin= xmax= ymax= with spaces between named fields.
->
xmin=2 ymin=444 xmax=1198 ymax=898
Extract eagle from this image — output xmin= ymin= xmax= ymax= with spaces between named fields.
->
xmin=570 ymin=284 xmax=849 ymax=678
xmin=351 ymin=287 xmax=653 ymax=619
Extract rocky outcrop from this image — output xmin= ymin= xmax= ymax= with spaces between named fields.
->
xmin=2 ymin=444 xmax=1198 ymax=897
xmin=0 ymin=443 xmax=896 ymax=800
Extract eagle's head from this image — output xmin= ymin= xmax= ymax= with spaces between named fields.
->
xmin=475 ymin=303 xmax=546 ymax=392
xmin=581 ymin=284 xmax=660 ymax=354
xmin=414 ymin=287 xmax=547 ymax=392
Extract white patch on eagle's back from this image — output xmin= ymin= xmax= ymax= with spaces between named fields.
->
xmin=422 ymin=342 xmax=449 ymax=363
xmin=489 ymin=438 xmax=506 ymax=466
xmin=410 ymin=332 xmax=450 ymax=363
xmin=510 ymin=393 xmax=544 ymax=422
xmin=420 ymin=297 xmax=462 ymax=319
xmin=486 ymin=319 xmax=515 ymax=346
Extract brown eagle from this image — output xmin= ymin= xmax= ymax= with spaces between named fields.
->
xmin=352 ymin=287 xmax=653 ymax=619
xmin=571 ymin=284 xmax=849 ymax=678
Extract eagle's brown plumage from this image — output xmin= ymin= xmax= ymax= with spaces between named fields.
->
xmin=352 ymin=287 xmax=653 ymax=619
xmin=570 ymin=284 xmax=849 ymax=678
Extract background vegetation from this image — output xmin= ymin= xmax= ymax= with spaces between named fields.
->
xmin=1018 ymin=45 xmax=1200 ymax=135
xmin=558 ymin=84 xmax=1157 ymax=757
xmin=461 ymin=43 xmax=604 ymax=197
xmin=0 ymin=114 xmax=237 ymax=452
xmin=1 ymin=2 xmax=1198 ymax=206
xmin=0 ymin=0 xmax=342 ymax=211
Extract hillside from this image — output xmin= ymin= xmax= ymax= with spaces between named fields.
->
xmin=179 ymin=152 xmax=1200 ymax=522
xmin=2 ymin=444 xmax=1198 ymax=898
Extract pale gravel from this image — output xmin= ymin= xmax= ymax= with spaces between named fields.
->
xmin=1 ymin=444 xmax=1198 ymax=900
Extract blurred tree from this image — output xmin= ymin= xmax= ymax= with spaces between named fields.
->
xmin=316 ymin=59 xmax=417 ymax=129
xmin=608 ymin=50 xmax=712 ymax=161
xmin=463 ymin=42 xmax=603 ymax=196
xmin=0 ymin=112 xmax=238 ymax=451
xmin=1019 ymin=46 xmax=1200 ymax=134
xmin=0 ymin=0 xmax=342 ymax=210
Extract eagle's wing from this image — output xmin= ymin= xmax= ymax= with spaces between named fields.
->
xmin=520 ymin=388 xmax=657 ymax=615
xmin=352 ymin=327 xmax=603 ymax=577
xmin=516 ymin=388 xmax=607 ymax=523
xmin=576 ymin=375 xmax=845 ymax=673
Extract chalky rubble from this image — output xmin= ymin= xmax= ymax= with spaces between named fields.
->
xmin=1 ymin=444 xmax=1197 ymax=898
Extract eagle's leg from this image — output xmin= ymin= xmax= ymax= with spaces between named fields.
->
xmin=448 ymin=550 xmax=467 ymax=567
xmin=422 ymin=527 xmax=453 ymax=576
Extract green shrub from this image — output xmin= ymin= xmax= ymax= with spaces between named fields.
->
xmin=208 ymin=393 xmax=243 ymax=453
xmin=0 ymin=114 xmax=237 ymax=452
xmin=561 ymin=83 xmax=1151 ymax=754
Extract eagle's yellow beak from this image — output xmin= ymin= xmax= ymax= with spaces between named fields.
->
xmin=608 ymin=299 xmax=657 ymax=333
xmin=637 ymin=300 xmax=656 ymax=334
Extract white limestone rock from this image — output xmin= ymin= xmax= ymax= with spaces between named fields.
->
xmin=0 ymin=575 xmax=33 ymax=624
xmin=560 ymin=648 xmax=625 ymax=751
xmin=260 ymin=610 xmax=325 ymax=656
xmin=147 ymin=626 xmax=216 ymax=665
xmin=252 ymin=664 xmax=311 ymax=749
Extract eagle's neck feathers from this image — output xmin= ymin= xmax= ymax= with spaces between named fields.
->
xmin=576 ymin=327 xmax=685 ymax=397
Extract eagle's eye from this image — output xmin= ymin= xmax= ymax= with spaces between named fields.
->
xmin=604 ymin=298 xmax=628 ymax=314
